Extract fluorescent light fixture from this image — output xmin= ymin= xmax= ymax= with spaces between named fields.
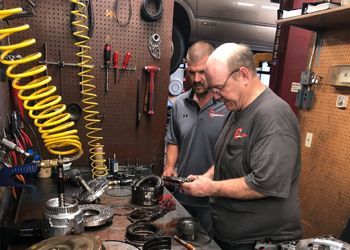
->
xmin=261 ymin=5 xmax=279 ymax=10
xmin=237 ymin=2 xmax=255 ymax=7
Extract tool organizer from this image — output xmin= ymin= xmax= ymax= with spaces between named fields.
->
xmin=4 ymin=0 xmax=174 ymax=172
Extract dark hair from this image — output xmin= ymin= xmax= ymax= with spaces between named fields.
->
xmin=186 ymin=41 xmax=214 ymax=64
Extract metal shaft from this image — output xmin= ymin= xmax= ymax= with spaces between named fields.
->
xmin=57 ymin=158 xmax=65 ymax=207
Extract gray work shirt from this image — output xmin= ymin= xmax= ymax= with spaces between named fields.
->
xmin=165 ymin=90 xmax=228 ymax=207
xmin=211 ymin=88 xmax=302 ymax=243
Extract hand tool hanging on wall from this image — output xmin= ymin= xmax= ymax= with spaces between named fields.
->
xmin=136 ymin=77 xmax=141 ymax=127
xmin=113 ymin=50 xmax=118 ymax=85
xmin=118 ymin=51 xmax=131 ymax=84
xmin=103 ymin=43 xmax=112 ymax=93
xmin=144 ymin=65 xmax=160 ymax=115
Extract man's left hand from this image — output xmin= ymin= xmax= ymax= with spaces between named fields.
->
xmin=181 ymin=175 xmax=217 ymax=197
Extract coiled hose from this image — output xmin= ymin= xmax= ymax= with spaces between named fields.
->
xmin=0 ymin=7 xmax=83 ymax=161
xmin=70 ymin=0 xmax=107 ymax=177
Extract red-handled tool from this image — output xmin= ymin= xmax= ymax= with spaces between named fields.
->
xmin=144 ymin=65 xmax=160 ymax=115
xmin=113 ymin=50 xmax=118 ymax=85
xmin=117 ymin=52 xmax=131 ymax=84
xmin=122 ymin=52 xmax=131 ymax=69
xmin=103 ymin=43 xmax=112 ymax=92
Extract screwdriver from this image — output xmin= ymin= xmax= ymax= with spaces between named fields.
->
xmin=104 ymin=43 xmax=112 ymax=92
xmin=117 ymin=52 xmax=131 ymax=84
xmin=113 ymin=50 xmax=118 ymax=85
xmin=173 ymin=235 xmax=196 ymax=250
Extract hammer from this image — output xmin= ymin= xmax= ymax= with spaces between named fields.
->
xmin=144 ymin=65 xmax=160 ymax=115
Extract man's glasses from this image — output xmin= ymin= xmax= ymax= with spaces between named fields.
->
xmin=208 ymin=68 xmax=240 ymax=95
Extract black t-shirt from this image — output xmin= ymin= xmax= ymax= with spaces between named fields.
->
xmin=211 ymin=88 xmax=302 ymax=243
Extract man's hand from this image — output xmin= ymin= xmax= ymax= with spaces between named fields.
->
xmin=162 ymin=166 xmax=177 ymax=177
xmin=181 ymin=175 xmax=217 ymax=197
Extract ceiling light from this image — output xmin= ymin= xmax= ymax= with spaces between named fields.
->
xmin=237 ymin=2 xmax=255 ymax=7
xmin=261 ymin=5 xmax=279 ymax=10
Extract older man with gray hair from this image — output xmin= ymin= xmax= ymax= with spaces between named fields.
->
xmin=182 ymin=43 xmax=302 ymax=249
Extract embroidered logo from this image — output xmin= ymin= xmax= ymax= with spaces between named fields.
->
xmin=233 ymin=128 xmax=248 ymax=140
xmin=208 ymin=108 xmax=225 ymax=118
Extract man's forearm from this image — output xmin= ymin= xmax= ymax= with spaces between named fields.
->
xmin=212 ymin=177 xmax=265 ymax=199
xmin=203 ymin=165 xmax=215 ymax=179
xmin=164 ymin=144 xmax=179 ymax=170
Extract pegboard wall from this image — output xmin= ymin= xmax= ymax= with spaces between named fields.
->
xmin=0 ymin=71 xmax=11 ymax=216
xmin=298 ymin=28 xmax=350 ymax=238
xmin=4 ymin=0 xmax=174 ymax=172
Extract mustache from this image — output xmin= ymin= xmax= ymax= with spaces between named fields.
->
xmin=192 ymin=82 xmax=204 ymax=87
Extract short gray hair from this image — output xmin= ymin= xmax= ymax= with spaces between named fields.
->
xmin=211 ymin=43 xmax=257 ymax=75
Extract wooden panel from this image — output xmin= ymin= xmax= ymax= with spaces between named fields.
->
xmin=299 ymin=28 xmax=350 ymax=238
xmin=4 ymin=0 xmax=174 ymax=173
xmin=276 ymin=5 xmax=350 ymax=31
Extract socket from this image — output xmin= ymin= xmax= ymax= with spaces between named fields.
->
xmin=305 ymin=132 xmax=313 ymax=148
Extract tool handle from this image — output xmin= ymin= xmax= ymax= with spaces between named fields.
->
xmin=10 ymin=163 xmax=38 ymax=175
xmin=174 ymin=235 xmax=196 ymax=250
xmin=104 ymin=44 xmax=112 ymax=66
xmin=143 ymin=74 xmax=150 ymax=113
xmin=148 ymin=71 xmax=155 ymax=115
xmin=113 ymin=51 xmax=118 ymax=69
xmin=136 ymin=77 xmax=141 ymax=126
xmin=122 ymin=52 xmax=131 ymax=69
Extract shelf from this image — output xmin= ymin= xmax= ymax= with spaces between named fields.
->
xmin=276 ymin=5 xmax=350 ymax=32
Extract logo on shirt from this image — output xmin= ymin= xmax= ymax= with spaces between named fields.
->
xmin=208 ymin=108 xmax=225 ymax=118
xmin=233 ymin=128 xmax=248 ymax=140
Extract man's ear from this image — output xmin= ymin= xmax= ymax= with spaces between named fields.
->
xmin=239 ymin=67 xmax=251 ymax=85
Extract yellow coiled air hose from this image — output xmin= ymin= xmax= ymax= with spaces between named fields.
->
xmin=70 ymin=0 xmax=107 ymax=177
xmin=0 ymin=8 xmax=83 ymax=161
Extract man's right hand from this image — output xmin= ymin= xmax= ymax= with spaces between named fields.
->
xmin=162 ymin=167 xmax=177 ymax=177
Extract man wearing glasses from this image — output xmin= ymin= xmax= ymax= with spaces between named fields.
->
xmin=182 ymin=43 xmax=302 ymax=249
xmin=163 ymin=41 xmax=228 ymax=234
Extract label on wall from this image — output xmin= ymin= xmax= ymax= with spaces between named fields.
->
xmin=291 ymin=82 xmax=302 ymax=93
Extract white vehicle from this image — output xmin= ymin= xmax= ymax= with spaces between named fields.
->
xmin=171 ymin=0 xmax=279 ymax=73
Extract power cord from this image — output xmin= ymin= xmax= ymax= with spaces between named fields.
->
xmin=113 ymin=0 xmax=132 ymax=26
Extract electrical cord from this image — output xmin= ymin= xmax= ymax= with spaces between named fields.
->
xmin=140 ymin=0 xmax=163 ymax=22
xmin=113 ymin=0 xmax=132 ymax=26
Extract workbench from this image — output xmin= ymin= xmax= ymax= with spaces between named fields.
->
xmin=7 ymin=173 xmax=221 ymax=249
